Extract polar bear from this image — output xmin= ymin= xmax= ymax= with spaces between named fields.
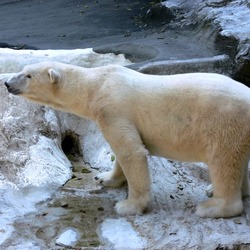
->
xmin=4 ymin=61 xmax=250 ymax=218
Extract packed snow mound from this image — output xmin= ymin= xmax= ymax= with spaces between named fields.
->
xmin=0 ymin=48 xmax=131 ymax=73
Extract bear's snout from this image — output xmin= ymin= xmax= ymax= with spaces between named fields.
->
xmin=4 ymin=80 xmax=22 ymax=95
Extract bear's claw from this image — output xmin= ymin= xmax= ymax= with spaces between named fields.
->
xmin=94 ymin=171 xmax=126 ymax=188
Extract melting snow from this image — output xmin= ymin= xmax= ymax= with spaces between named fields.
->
xmin=100 ymin=218 xmax=147 ymax=249
xmin=56 ymin=228 xmax=79 ymax=248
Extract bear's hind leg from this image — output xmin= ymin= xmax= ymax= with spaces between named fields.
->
xmin=205 ymin=162 xmax=249 ymax=198
xmin=94 ymin=160 xmax=127 ymax=187
xmin=196 ymin=159 xmax=244 ymax=218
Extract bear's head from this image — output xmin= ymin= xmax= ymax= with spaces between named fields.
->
xmin=5 ymin=62 xmax=63 ymax=106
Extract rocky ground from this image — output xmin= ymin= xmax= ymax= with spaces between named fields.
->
xmin=0 ymin=0 xmax=250 ymax=249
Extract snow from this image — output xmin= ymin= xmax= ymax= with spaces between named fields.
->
xmin=0 ymin=218 xmax=14 ymax=245
xmin=0 ymin=186 xmax=53 ymax=247
xmin=198 ymin=1 xmax=250 ymax=41
xmin=163 ymin=0 xmax=250 ymax=58
xmin=100 ymin=218 xmax=147 ymax=249
xmin=198 ymin=1 xmax=250 ymax=59
xmin=0 ymin=48 xmax=131 ymax=73
xmin=56 ymin=228 xmax=79 ymax=248
xmin=19 ymin=135 xmax=72 ymax=187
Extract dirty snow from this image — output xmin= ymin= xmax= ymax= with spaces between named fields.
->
xmin=0 ymin=186 xmax=53 ymax=247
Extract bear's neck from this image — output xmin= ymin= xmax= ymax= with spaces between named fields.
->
xmin=51 ymin=74 xmax=103 ymax=121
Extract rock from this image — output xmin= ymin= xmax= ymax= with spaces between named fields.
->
xmin=162 ymin=0 xmax=250 ymax=84
xmin=143 ymin=3 xmax=175 ymax=25
xmin=234 ymin=55 xmax=250 ymax=86
xmin=197 ymin=0 xmax=250 ymax=85
xmin=134 ymin=55 xmax=232 ymax=75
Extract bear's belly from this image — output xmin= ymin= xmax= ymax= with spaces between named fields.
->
xmin=144 ymin=139 xmax=205 ymax=163
xmin=137 ymin=112 xmax=207 ymax=162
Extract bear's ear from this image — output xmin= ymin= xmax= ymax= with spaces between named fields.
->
xmin=48 ymin=69 xmax=60 ymax=84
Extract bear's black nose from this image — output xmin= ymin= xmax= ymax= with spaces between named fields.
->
xmin=4 ymin=82 xmax=10 ymax=89
xmin=4 ymin=82 xmax=22 ymax=95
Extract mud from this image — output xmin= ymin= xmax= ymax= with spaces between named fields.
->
xmin=1 ymin=157 xmax=123 ymax=249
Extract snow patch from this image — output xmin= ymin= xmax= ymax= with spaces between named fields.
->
xmin=100 ymin=218 xmax=147 ymax=249
xmin=162 ymin=0 xmax=250 ymax=58
xmin=0 ymin=186 xmax=52 ymax=246
xmin=199 ymin=2 xmax=250 ymax=41
xmin=56 ymin=228 xmax=79 ymax=248
xmin=0 ymin=48 xmax=132 ymax=73
xmin=18 ymin=135 xmax=72 ymax=187
xmin=0 ymin=218 xmax=14 ymax=245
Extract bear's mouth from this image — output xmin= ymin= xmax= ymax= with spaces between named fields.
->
xmin=4 ymin=82 xmax=22 ymax=95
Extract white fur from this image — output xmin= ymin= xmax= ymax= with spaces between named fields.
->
xmin=5 ymin=62 xmax=250 ymax=218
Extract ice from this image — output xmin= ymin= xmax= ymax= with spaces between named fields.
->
xmin=55 ymin=228 xmax=79 ymax=248
xmin=100 ymin=218 xmax=147 ymax=249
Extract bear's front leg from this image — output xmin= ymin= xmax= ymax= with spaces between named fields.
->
xmin=98 ymin=118 xmax=151 ymax=216
xmin=114 ymin=146 xmax=151 ymax=215
xmin=94 ymin=159 xmax=127 ymax=187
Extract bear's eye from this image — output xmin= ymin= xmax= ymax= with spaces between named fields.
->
xmin=26 ymin=74 xmax=32 ymax=79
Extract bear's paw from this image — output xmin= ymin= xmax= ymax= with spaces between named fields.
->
xmin=115 ymin=199 xmax=146 ymax=216
xmin=94 ymin=171 xmax=126 ymax=188
xmin=196 ymin=197 xmax=243 ymax=218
